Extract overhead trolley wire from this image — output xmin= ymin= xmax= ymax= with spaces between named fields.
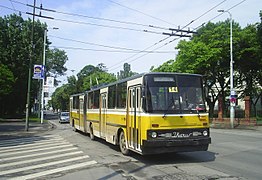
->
xmin=50 ymin=45 xmax=177 ymax=54
xmin=49 ymin=35 xmax=175 ymax=53
xmin=194 ymin=0 xmax=246 ymax=30
xmin=106 ymin=0 xmax=177 ymax=26
xmin=9 ymin=0 xmax=172 ymax=31
xmin=107 ymin=0 xmax=232 ymax=71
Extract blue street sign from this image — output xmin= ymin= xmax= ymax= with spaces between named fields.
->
xmin=33 ymin=65 xmax=45 ymax=79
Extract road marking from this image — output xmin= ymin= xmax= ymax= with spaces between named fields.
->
xmin=0 ymin=136 xmax=63 ymax=147
xmin=0 ymin=155 xmax=92 ymax=176
xmin=0 ymin=138 xmax=65 ymax=150
xmin=0 ymin=144 xmax=74 ymax=157
xmin=0 ymin=151 xmax=84 ymax=168
xmin=0 ymin=140 xmax=69 ymax=153
xmin=0 ymin=135 xmax=98 ymax=180
xmin=0 ymin=135 xmax=61 ymax=145
xmin=0 ymin=147 xmax=78 ymax=161
xmin=10 ymin=160 xmax=97 ymax=180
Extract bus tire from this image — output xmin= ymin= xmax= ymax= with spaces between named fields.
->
xmin=119 ymin=131 xmax=130 ymax=155
xmin=90 ymin=124 xmax=95 ymax=140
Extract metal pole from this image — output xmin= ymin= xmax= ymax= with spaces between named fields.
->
xmin=218 ymin=9 xmax=234 ymax=128
xmin=40 ymin=29 xmax=47 ymax=124
xmin=25 ymin=0 xmax=36 ymax=131
xmin=229 ymin=11 xmax=235 ymax=129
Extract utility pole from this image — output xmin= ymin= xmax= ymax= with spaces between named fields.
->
xmin=25 ymin=2 xmax=54 ymax=129
xmin=40 ymin=29 xmax=47 ymax=124
xmin=25 ymin=0 xmax=36 ymax=131
xmin=218 ymin=9 xmax=235 ymax=129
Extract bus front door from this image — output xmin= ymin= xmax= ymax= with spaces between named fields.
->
xmin=100 ymin=93 xmax=107 ymax=138
xmin=127 ymin=87 xmax=141 ymax=152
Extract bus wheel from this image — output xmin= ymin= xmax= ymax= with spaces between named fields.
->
xmin=90 ymin=124 xmax=95 ymax=140
xmin=119 ymin=131 xmax=130 ymax=155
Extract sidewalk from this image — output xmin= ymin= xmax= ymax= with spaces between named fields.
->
xmin=0 ymin=119 xmax=55 ymax=140
xmin=210 ymin=122 xmax=262 ymax=132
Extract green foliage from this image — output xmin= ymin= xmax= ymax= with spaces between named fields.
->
xmin=0 ymin=64 xmax=15 ymax=96
xmin=50 ymin=63 xmax=117 ymax=110
xmin=117 ymin=63 xmax=137 ymax=80
xmin=50 ymin=63 xmax=139 ymax=110
xmin=152 ymin=17 xmax=262 ymax=117
xmin=0 ymin=14 xmax=68 ymax=117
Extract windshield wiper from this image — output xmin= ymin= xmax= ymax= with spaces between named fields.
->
xmin=162 ymin=96 xmax=176 ymax=118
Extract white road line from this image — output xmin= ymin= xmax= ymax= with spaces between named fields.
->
xmin=0 ymin=147 xmax=78 ymax=161
xmin=10 ymin=160 xmax=97 ymax=180
xmin=0 ymin=151 xmax=84 ymax=168
xmin=0 ymin=141 xmax=71 ymax=154
xmin=0 ymin=135 xmax=61 ymax=145
xmin=0 ymin=139 xmax=68 ymax=152
xmin=0 ymin=137 xmax=63 ymax=147
xmin=0 ymin=137 xmax=65 ymax=148
xmin=0 ymin=155 xmax=92 ymax=176
xmin=0 ymin=144 xmax=73 ymax=157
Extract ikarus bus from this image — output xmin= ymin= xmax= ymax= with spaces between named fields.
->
xmin=70 ymin=72 xmax=211 ymax=155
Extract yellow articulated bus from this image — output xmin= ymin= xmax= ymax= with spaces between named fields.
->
xmin=70 ymin=72 xmax=211 ymax=155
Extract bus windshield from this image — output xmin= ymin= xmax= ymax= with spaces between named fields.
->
xmin=143 ymin=74 xmax=206 ymax=114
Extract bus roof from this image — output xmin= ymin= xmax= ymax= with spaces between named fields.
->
xmin=82 ymin=72 xmax=203 ymax=94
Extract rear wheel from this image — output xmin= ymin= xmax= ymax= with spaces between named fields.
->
xmin=119 ymin=131 xmax=130 ymax=155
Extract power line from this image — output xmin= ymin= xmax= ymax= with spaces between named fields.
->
xmin=106 ymin=0 xmax=177 ymax=26
xmin=9 ymin=0 xmax=174 ymax=31
xmin=107 ymin=36 xmax=172 ymax=71
xmin=107 ymin=0 xmax=235 ymax=71
xmin=183 ymin=0 xmax=228 ymax=28
xmin=9 ymin=0 xmax=17 ymax=12
xmin=50 ymin=45 xmax=177 ymax=54
xmin=49 ymin=35 xmax=169 ymax=52
xmin=194 ymin=0 xmax=247 ymax=31
xmin=8 ymin=0 xmax=195 ymax=37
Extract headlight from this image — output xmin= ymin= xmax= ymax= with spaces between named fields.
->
xmin=203 ymin=130 xmax=208 ymax=136
xmin=151 ymin=132 xmax=157 ymax=138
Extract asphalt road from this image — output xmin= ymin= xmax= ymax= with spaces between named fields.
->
xmin=1 ymin=114 xmax=261 ymax=180
xmin=47 ymin=119 xmax=262 ymax=180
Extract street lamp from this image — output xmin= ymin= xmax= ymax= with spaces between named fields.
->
xmin=218 ymin=9 xmax=235 ymax=128
xmin=40 ymin=27 xmax=58 ymax=124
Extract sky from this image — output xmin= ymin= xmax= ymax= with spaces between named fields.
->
xmin=1 ymin=0 xmax=262 ymax=84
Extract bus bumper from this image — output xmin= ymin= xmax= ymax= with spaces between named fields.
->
xmin=141 ymin=137 xmax=211 ymax=154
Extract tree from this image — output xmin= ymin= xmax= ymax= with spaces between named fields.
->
xmin=50 ymin=64 xmax=116 ymax=110
xmin=152 ymin=19 xmax=262 ymax=117
xmin=0 ymin=64 xmax=15 ymax=96
xmin=117 ymin=63 xmax=137 ymax=80
xmin=0 ymin=14 xmax=68 ymax=117
xmin=46 ymin=48 xmax=68 ymax=86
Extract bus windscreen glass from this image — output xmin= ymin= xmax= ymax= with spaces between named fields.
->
xmin=144 ymin=75 xmax=206 ymax=114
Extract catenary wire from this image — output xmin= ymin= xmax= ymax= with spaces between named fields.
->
xmin=49 ymin=35 xmax=175 ymax=53
xmin=107 ymin=0 xmax=246 ymax=71
xmin=50 ymin=45 xmax=177 ymax=53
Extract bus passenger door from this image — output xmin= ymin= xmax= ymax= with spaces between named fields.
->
xmin=100 ymin=93 xmax=107 ymax=138
xmin=127 ymin=87 xmax=141 ymax=151
xmin=79 ymin=97 xmax=84 ymax=132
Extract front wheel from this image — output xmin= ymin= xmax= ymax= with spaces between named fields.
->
xmin=119 ymin=131 xmax=130 ymax=155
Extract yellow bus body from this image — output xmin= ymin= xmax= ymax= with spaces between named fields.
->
xmin=70 ymin=73 xmax=211 ymax=155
